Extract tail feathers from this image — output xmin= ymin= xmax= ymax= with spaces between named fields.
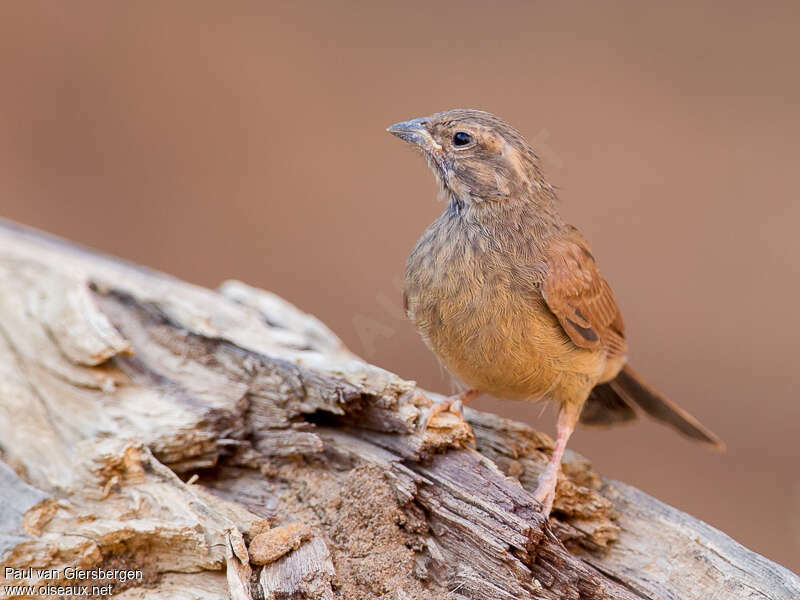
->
xmin=581 ymin=365 xmax=725 ymax=450
xmin=580 ymin=382 xmax=637 ymax=426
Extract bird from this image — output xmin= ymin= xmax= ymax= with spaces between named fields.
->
xmin=387 ymin=109 xmax=723 ymax=515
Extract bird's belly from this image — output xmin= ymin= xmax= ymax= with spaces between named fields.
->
xmin=413 ymin=291 xmax=606 ymax=403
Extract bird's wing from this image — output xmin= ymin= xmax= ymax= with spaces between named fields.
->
xmin=541 ymin=226 xmax=627 ymax=358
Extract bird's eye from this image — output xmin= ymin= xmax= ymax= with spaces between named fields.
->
xmin=452 ymin=131 xmax=473 ymax=147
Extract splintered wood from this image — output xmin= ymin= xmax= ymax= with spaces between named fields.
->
xmin=0 ymin=221 xmax=797 ymax=600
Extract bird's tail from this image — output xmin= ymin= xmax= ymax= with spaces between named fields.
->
xmin=580 ymin=365 xmax=725 ymax=450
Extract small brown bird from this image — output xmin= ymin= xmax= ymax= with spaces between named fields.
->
xmin=388 ymin=109 xmax=722 ymax=514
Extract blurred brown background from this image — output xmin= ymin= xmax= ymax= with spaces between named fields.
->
xmin=1 ymin=0 xmax=798 ymax=571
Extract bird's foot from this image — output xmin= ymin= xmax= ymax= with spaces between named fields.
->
xmin=533 ymin=468 xmax=559 ymax=516
xmin=411 ymin=389 xmax=480 ymax=431
xmin=532 ymin=403 xmax=580 ymax=516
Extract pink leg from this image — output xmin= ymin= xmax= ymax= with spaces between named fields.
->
xmin=533 ymin=402 xmax=581 ymax=515
xmin=419 ymin=389 xmax=480 ymax=430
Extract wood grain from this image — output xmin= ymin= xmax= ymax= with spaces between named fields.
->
xmin=0 ymin=220 xmax=796 ymax=599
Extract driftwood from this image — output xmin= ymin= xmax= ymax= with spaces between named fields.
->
xmin=0 ymin=219 xmax=796 ymax=600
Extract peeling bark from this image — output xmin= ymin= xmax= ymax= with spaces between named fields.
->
xmin=0 ymin=220 xmax=797 ymax=600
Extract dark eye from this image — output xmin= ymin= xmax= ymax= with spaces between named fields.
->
xmin=452 ymin=131 xmax=472 ymax=146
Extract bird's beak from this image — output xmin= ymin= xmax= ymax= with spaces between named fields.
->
xmin=386 ymin=118 xmax=442 ymax=151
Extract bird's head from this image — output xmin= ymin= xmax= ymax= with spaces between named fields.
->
xmin=387 ymin=109 xmax=546 ymax=210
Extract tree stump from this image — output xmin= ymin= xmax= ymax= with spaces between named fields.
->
xmin=0 ymin=220 xmax=797 ymax=600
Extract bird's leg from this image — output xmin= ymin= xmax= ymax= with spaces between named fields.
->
xmin=415 ymin=389 xmax=480 ymax=431
xmin=533 ymin=402 xmax=581 ymax=515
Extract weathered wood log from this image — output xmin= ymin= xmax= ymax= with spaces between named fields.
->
xmin=0 ymin=220 xmax=797 ymax=600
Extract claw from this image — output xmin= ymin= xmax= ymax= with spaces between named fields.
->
xmin=420 ymin=399 xmax=458 ymax=430
xmin=532 ymin=402 xmax=580 ymax=516
xmin=533 ymin=470 xmax=559 ymax=515
xmin=416 ymin=389 xmax=479 ymax=432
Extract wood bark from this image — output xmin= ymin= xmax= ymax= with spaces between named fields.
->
xmin=0 ymin=220 xmax=796 ymax=600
